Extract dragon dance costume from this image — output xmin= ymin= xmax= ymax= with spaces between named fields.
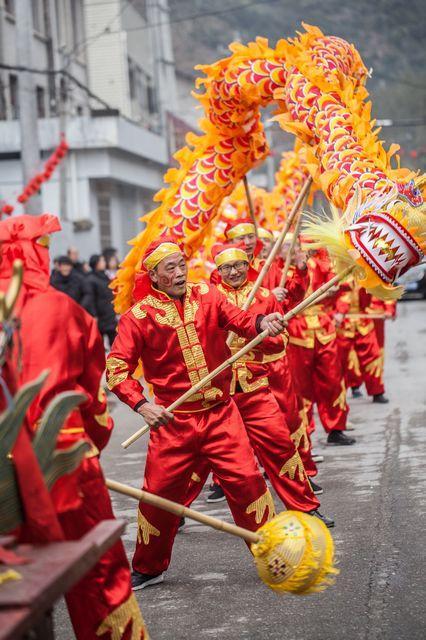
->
xmin=187 ymin=243 xmax=319 ymax=512
xmin=287 ymin=250 xmax=349 ymax=434
xmin=336 ymin=277 xmax=385 ymax=396
xmin=0 ymin=215 xmax=147 ymax=640
xmin=106 ymin=239 xmax=275 ymax=576
xmin=222 ymin=218 xmax=318 ymax=475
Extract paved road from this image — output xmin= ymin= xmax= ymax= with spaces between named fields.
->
xmin=56 ymin=300 xmax=426 ymax=639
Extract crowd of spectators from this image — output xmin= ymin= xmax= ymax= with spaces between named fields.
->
xmin=51 ymin=246 xmax=119 ymax=348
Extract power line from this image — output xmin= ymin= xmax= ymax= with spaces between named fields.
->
xmin=72 ymin=0 xmax=278 ymax=41
xmin=0 ymin=63 xmax=113 ymax=111
xmin=64 ymin=0 xmax=135 ymax=65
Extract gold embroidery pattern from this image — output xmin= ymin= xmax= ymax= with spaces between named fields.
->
xmin=262 ymin=333 xmax=288 ymax=363
xmin=365 ymin=355 xmax=383 ymax=379
xmin=191 ymin=472 xmax=201 ymax=482
xmin=139 ymin=286 xmax=222 ymax=405
xmin=279 ymin=450 xmax=306 ymax=482
xmin=348 ymin=348 xmax=361 ymax=377
xmin=332 ymin=380 xmax=347 ymax=410
xmin=233 ymin=365 xmax=268 ymax=393
xmin=106 ymin=357 xmax=129 ymax=390
xmin=131 ymin=304 xmax=147 ymax=320
xmin=290 ymin=420 xmax=309 ymax=452
xmin=96 ymin=592 xmax=149 ymax=640
xmin=94 ymin=410 xmax=109 ymax=427
xmin=137 ymin=510 xmax=160 ymax=545
xmin=246 ymin=489 xmax=276 ymax=524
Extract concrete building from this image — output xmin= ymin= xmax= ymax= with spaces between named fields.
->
xmin=0 ymin=0 xmax=180 ymax=259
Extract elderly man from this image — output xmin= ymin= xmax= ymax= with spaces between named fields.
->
xmin=107 ymin=237 xmax=286 ymax=590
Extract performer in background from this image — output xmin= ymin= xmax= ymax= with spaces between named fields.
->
xmin=335 ymin=277 xmax=389 ymax=403
xmin=107 ymin=238 xmax=285 ymax=590
xmin=205 ymin=243 xmax=332 ymax=525
xmin=0 ymin=215 xmax=147 ymax=640
xmin=286 ymin=247 xmax=355 ymax=446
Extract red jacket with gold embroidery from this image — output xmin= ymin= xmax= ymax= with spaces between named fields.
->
xmin=288 ymin=253 xmax=338 ymax=349
xmin=106 ymin=281 xmax=264 ymax=412
xmin=336 ymin=277 xmax=376 ymax=338
xmin=215 ymin=280 xmax=288 ymax=394
xmin=20 ymin=287 xmax=113 ymax=454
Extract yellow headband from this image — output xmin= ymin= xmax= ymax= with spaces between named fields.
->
xmin=215 ymin=247 xmax=248 ymax=268
xmin=258 ymin=228 xmax=273 ymax=241
xmin=226 ymin=222 xmax=255 ymax=240
xmin=143 ymin=242 xmax=182 ymax=270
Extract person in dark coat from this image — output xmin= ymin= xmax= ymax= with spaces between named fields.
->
xmin=88 ymin=254 xmax=118 ymax=348
xmin=51 ymin=256 xmax=95 ymax=314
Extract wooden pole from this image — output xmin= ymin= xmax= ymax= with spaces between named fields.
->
xmin=106 ymin=478 xmax=259 ymax=544
xmin=243 ymin=175 xmax=258 ymax=236
xmin=344 ymin=313 xmax=387 ymax=320
xmin=278 ymin=206 xmax=304 ymax=289
xmin=121 ymin=264 xmax=354 ymax=449
xmin=225 ymin=176 xmax=313 ymax=346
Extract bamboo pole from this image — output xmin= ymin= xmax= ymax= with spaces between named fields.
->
xmin=344 ymin=313 xmax=387 ymax=320
xmin=106 ymin=478 xmax=259 ymax=544
xmin=121 ymin=263 xmax=354 ymax=449
xmin=278 ymin=206 xmax=304 ymax=289
xmin=243 ymin=175 xmax=258 ymax=236
xmin=225 ymin=176 xmax=313 ymax=347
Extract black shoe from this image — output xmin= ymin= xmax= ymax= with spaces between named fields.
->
xmin=312 ymin=452 xmax=324 ymax=463
xmin=373 ymin=393 xmax=389 ymax=404
xmin=206 ymin=483 xmax=226 ymax=503
xmin=351 ymin=386 xmax=363 ymax=398
xmin=131 ymin=571 xmax=164 ymax=591
xmin=309 ymin=479 xmax=324 ymax=495
xmin=178 ymin=517 xmax=185 ymax=529
xmin=327 ymin=430 xmax=356 ymax=446
xmin=310 ymin=510 xmax=335 ymax=528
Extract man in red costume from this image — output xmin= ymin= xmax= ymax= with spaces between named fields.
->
xmin=0 ymin=215 xmax=147 ymax=640
xmin=286 ymin=247 xmax=355 ymax=446
xmin=336 ymin=276 xmax=388 ymax=403
xmin=204 ymin=243 xmax=331 ymax=523
xmin=106 ymin=238 xmax=286 ymax=590
xmin=218 ymin=222 xmax=320 ymax=489
xmin=224 ymin=218 xmax=286 ymax=300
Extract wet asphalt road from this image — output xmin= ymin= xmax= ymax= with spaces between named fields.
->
xmin=55 ymin=300 xmax=426 ymax=639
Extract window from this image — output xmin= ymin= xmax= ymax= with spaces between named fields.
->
xmin=31 ymin=0 xmax=44 ymax=34
xmin=36 ymin=86 xmax=46 ymax=118
xmin=96 ymin=182 xmax=112 ymax=249
xmin=128 ymin=57 xmax=158 ymax=119
xmin=70 ymin=1 xmax=85 ymax=50
xmin=4 ymin=0 xmax=15 ymax=16
xmin=9 ymin=75 xmax=19 ymax=119
xmin=0 ymin=76 xmax=7 ymax=120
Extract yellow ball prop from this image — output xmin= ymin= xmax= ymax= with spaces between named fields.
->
xmin=250 ymin=511 xmax=338 ymax=595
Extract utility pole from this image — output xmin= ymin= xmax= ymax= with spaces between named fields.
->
xmin=15 ymin=0 xmax=42 ymax=214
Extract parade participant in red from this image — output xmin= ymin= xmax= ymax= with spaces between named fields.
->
xmin=365 ymin=296 xmax=396 ymax=398
xmin=224 ymin=218 xmax=286 ymax=300
xmin=335 ymin=277 xmax=388 ymax=403
xmin=0 ymin=215 xmax=147 ymax=640
xmin=268 ymin=244 xmax=319 ymax=485
xmin=107 ymin=238 xmax=285 ymax=590
xmin=208 ymin=243 xmax=331 ymax=521
xmin=286 ymin=247 xmax=355 ymax=446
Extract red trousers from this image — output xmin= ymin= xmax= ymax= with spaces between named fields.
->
xmin=267 ymin=356 xmax=317 ymax=477
xmin=133 ymin=399 xmax=273 ymax=575
xmin=58 ymin=457 xmax=147 ymax=640
xmin=338 ymin=330 xmax=384 ymax=396
xmin=189 ymin=389 xmax=319 ymax=512
xmin=288 ymin=338 xmax=348 ymax=433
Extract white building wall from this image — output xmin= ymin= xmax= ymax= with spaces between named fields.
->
xmin=83 ymin=0 xmax=131 ymax=116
